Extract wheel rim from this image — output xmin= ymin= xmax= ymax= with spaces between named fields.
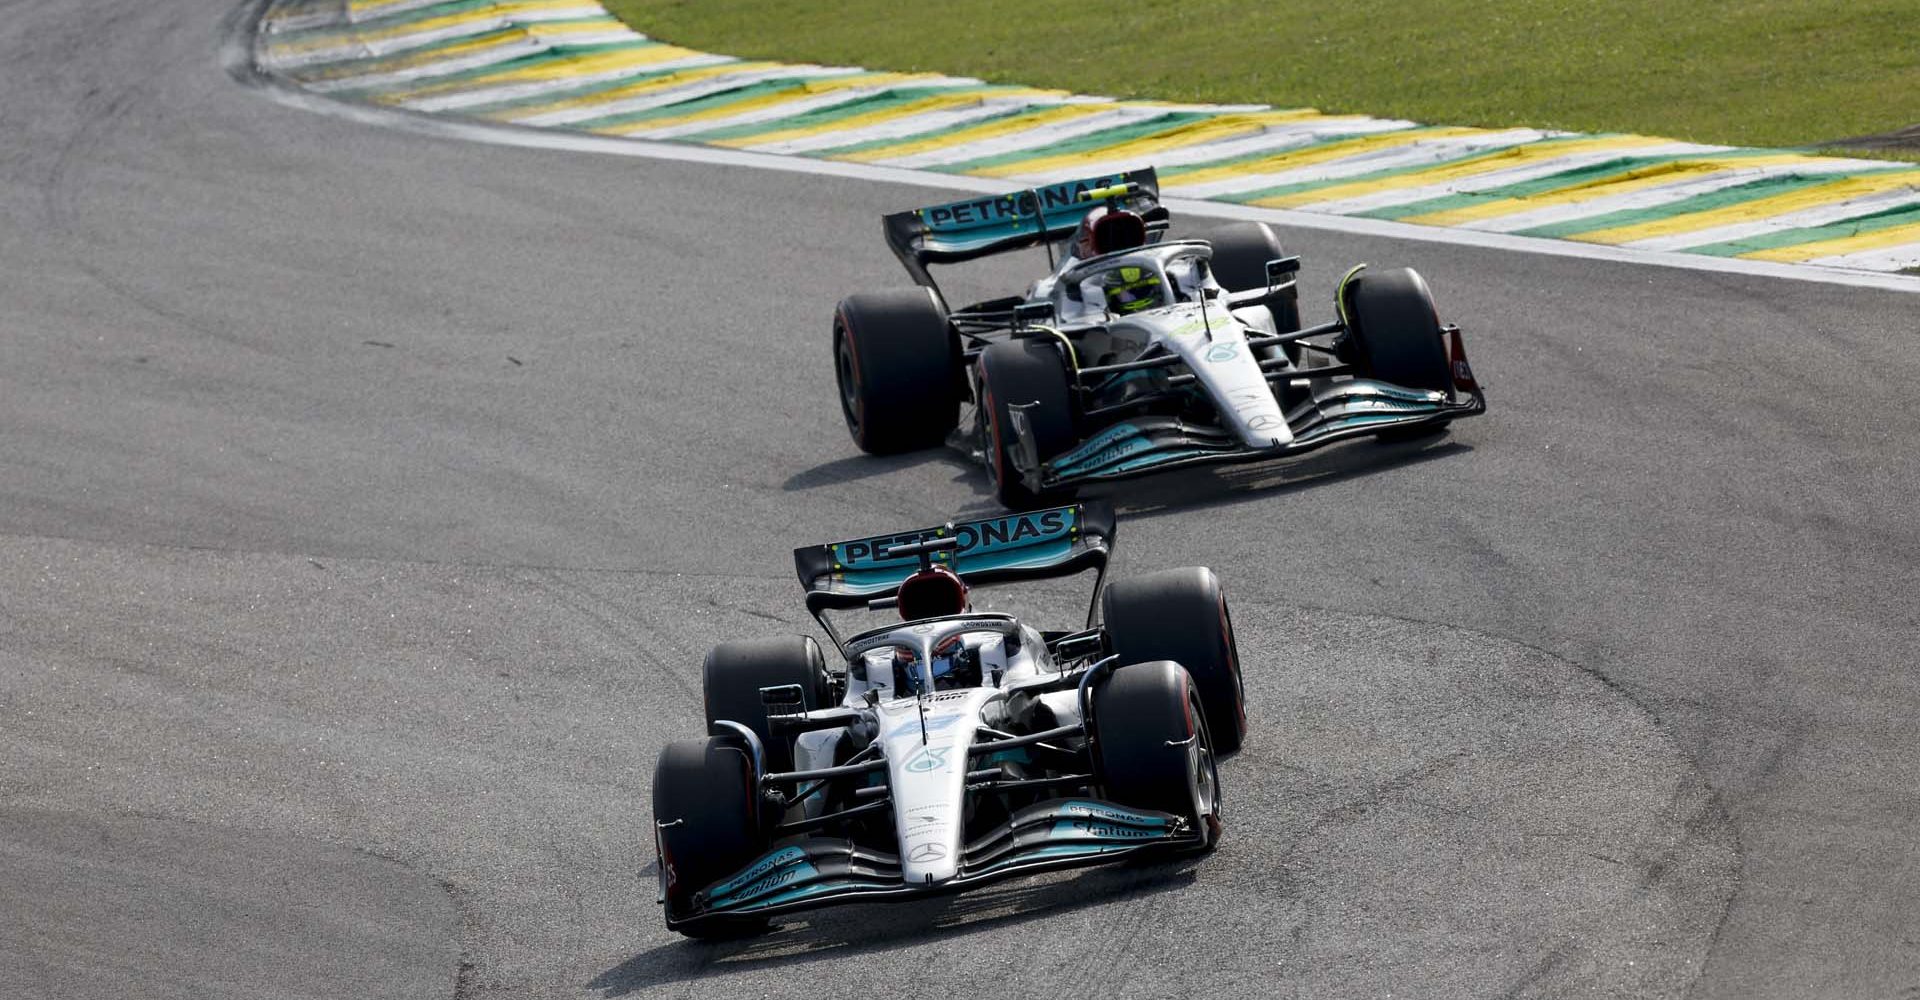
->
xmin=1188 ymin=692 xmax=1221 ymax=835
xmin=834 ymin=329 xmax=861 ymax=434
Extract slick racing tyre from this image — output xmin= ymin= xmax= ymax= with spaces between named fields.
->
xmin=652 ymin=736 xmax=771 ymax=938
xmin=1101 ymin=567 xmax=1246 ymax=755
xmin=703 ymin=636 xmax=830 ymax=775
xmin=1090 ymin=660 xmax=1223 ymax=849
xmin=976 ymin=338 xmax=1077 ymax=510
xmin=1343 ymin=267 xmax=1450 ymax=393
xmin=1205 ymin=221 xmax=1302 ymax=356
xmin=833 ymin=288 xmax=960 ymax=454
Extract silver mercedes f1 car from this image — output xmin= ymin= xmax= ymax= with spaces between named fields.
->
xmin=831 ymin=166 xmax=1486 ymax=507
xmin=651 ymin=502 xmax=1241 ymax=937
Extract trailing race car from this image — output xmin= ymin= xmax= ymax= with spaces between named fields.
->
xmin=650 ymin=502 xmax=1242 ymax=937
xmin=831 ymin=166 xmax=1486 ymax=507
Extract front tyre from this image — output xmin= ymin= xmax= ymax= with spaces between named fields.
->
xmin=1101 ymin=567 xmax=1246 ymax=755
xmin=1091 ymin=660 xmax=1222 ymax=849
xmin=1343 ymin=267 xmax=1450 ymax=393
xmin=652 ymin=737 xmax=771 ymax=937
xmin=833 ymin=288 xmax=960 ymax=454
xmin=976 ymin=338 xmax=1077 ymax=510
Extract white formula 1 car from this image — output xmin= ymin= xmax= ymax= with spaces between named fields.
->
xmin=651 ymin=502 xmax=1241 ymax=936
xmin=831 ymin=167 xmax=1486 ymax=507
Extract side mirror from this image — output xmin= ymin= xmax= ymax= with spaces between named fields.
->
xmin=1265 ymin=256 xmax=1302 ymax=287
xmin=1013 ymin=301 xmax=1054 ymax=328
xmin=759 ymin=683 xmax=806 ymax=717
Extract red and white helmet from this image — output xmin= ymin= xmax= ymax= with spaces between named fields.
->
xmin=896 ymin=564 xmax=970 ymax=621
xmin=1071 ymin=205 xmax=1149 ymax=260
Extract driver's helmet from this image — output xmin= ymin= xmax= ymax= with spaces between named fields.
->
xmin=1103 ymin=264 xmax=1165 ymax=314
xmin=1071 ymin=205 xmax=1148 ymax=260
xmin=896 ymin=564 xmax=969 ymax=621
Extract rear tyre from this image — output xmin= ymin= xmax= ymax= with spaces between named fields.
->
xmin=1205 ymin=222 xmax=1301 ymax=356
xmin=652 ymin=737 xmax=771 ymax=937
xmin=1101 ymin=567 xmax=1246 ymax=755
xmin=703 ymin=636 xmax=830 ymax=775
xmin=1091 ymin=660 xmax=1222 ymax=849
xmin=977 ymin=338 xmax=1078 ymax=510
xmin=1344 ymin=267 xmax=1449 ymax=393
xmin=833 ymin=288 xmax=960 ymax=454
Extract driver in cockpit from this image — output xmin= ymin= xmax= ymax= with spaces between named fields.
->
xmin=884 ymin=564 xmax=995 ymax=693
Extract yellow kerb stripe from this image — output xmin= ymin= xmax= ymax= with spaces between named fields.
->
xmin=970 ymin=109 xmax=1327 ymax=179
xmin=299 ymin=28 xmax=536 ymax=82
xmin=1399 ymin=153 xmax=1832 ymax=226
xmin=1165 ymin=126 xmax=1473 ymax=190
xmin=595 ymin=72 xmax=939 ymax=135
xmin=377 ymin=42 xmax=706 ymax=101
xmin=1573 ymin=172 xmax=1920 ymax=245
xmin=1248 ymin=133 xmax=1668 ymax=209
xmin=833 ymin=104 xmax=1117 ymax=163
xmin=483 ymin=60 xmax=775 ymax=121
xmin=272 ymin=1 xmax=595 ymax=54
xmin=1740 ymin=218 xmax=1920 ymax=262
xmin=709 ymin=87 xmax=1060 ymax=148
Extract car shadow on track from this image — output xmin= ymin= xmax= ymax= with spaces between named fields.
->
xmin=1101 ymin=434 xmax=1474 ymax=520
xmin=784 ymin=423 xmax=1472 ymax=518
xmin=781 ymin=449 xmax=972 ymax=492
xmin=589 ymin=857 xmax=1201 ymax=995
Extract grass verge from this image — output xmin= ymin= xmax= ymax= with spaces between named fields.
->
xmin=606 ymin=0 xmax=1919 ymax=158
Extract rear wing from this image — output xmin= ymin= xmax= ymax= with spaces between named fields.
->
xmin=794 ymin=501 xmax=1116 ymax=618
xmin=882 ymin=169 xmax=1160 ymax=289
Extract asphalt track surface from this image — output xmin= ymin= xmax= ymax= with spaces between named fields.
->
xmin=2 ymin=1 xmax=1917 ymax=998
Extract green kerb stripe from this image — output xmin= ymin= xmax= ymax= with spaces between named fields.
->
xmin=447 ymin=59 xmax=744 ymax=114
xmin=270 ymin=0 xmax=536 ymax=42
xmin=333 ymin=39 xmax=657 ymax=96
xmin=935 ymin=111 xmax=1219 ymax=173
xmin=567 ymin=73 xmax=891 ymax=130
xmin=814 ymin=105 xmax=1066 ymax=158
xmin=681 ymin=85 xmax=1012 ymax=143
xmin=1511 ymin=173 xmax=1894 ymax=240
xmin=1347 ymin=151 xmax=1772 ymax=221
xmin=1687 ymin=202 xmax=1920 ymax=257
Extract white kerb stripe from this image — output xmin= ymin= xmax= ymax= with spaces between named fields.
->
xmin=620 ymin=78 xmax=983 ymax=140
xmin=301 ymin=35 xmax=552 ymax=91
xmin=867 ymin=105 xmax=1179 ymax=169
xmin=398 ymin=50 xmax=735 ymax=111
xmin=508 ymin=64 xmax=862 ymax=126
xmin=1161 ymin=129 xmax=1556 ymax=200
xmin=742 ymin=95 xmax=1084 ymax=155
xmin=1012 ymin=117 xmax=1426 ymax=187
xmin=1805 ymin=242 xmax=1920 ymax=271
xmin=1624 ymin=185 xmax=1920 ymax=251
xmin=266 ymin=6 xmax=610 ymax=70
xmin=1462 ymin=160 xmax=1908 ymax=234
xmin=1300 ymin=141 xmax=1729 ymax=216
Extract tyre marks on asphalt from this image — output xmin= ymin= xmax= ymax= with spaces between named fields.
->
xmin=246 ymin=0 xmax=1920 ymax=277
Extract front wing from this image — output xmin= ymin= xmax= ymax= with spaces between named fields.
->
xmin=1009 ymin=379 xmax=1486 ymax=491
xmin=666 ymin=798 xmax=1201 ymax=930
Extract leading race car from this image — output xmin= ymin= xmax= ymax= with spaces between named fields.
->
xmin=831 ymin=166 xmax=1487 ymax=507
xmin=650 ymin=502 xmax=1242 ymax=937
